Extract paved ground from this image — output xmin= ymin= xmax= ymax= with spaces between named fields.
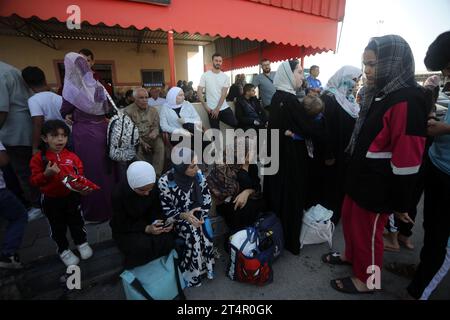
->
xmin=1 ymin=197 xmax=449 ymax=300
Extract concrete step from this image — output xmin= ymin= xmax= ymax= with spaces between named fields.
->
xmin=1 ymin=240 xmax=123 ymax=299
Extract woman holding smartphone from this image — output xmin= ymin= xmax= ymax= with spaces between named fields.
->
xmin=110 ymin=161 xmax=174 ymax=269
xmin=158 ymin=147 xmax=214 ymax=288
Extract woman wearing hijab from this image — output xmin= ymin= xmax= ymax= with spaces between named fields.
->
xmin=210 ymin=138 xmax=265 ymax=234
xmin=263 ymin=60 xmax=326 ymax=255
xmin=110 ymin=161 xmax=174 ymax=269
xmin=308 ymin=66 xmax=362 ymax=224
xmin=159 ymin=86 xmax=202 ymax=147
xmin=158 ymin=147 xmax=214 ymax=287
xmin=60 ymin=52 xmax=115 ymax=223
xmin=322 ymin=35 xmax=428 ymax=294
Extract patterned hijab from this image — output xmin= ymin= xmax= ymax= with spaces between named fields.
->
xmin=62 ymin=52 xmax=108 ymax=115
xmin=346 ymin=35 xmax=418 ymax=155
xmin=324 ymin=66 xmax=362 ymax=118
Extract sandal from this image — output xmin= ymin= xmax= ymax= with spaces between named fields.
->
xmin=384 ymin=245 xmax=400 ymax=252
xmin=330 ymin=277 xmax=374 ymax=294
xmin=385 ymin=262 xmax=417 ymax=279
xmin=398 ymin=236 xmax=415 ymax=250
xmin=321 ymin=252 xmax=352 ymax=266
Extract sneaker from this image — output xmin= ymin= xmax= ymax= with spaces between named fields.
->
xmin=27 ymin=207 xmax=44 ymax=222
xmin=60 ymin=249 xmax=80 ymax=267
xmin=77 ymin=243 xmax=93 ymax=260
xmin=0 ymin=254 xmax=23 ymax=269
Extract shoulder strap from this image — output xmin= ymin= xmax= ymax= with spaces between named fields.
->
xmin=104 ymin=87 xmax=119 ymax=114
xmin=41 ymin=150 xmax=49 ymax=168
xmin=129 ymin=278 xmax=154 ymax=300
xmin=173 ymin=257 xmax=186 ymax=300
xmin=263 ymin=73 xmax=273 ymax=83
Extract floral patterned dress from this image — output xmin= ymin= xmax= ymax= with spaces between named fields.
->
xmin=158 ymin=168 xmax=214 ymax=287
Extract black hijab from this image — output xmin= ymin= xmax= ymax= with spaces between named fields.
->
xmin=171 ymin=148 xmax=203 ymax=209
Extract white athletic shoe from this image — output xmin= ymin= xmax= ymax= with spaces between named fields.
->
xmin=27 ymin=207 xmax=44 ymax=222
xmin=77 ymin=243 xmax=93 ymax=260
xmin=60 ymin=249 xmax=80 ymax=267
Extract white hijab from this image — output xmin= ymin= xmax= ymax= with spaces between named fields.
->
xmin=164 ymin=86 xmax=183 ymax=110
xmin=324 ymin=66 xmax=362 ymax=118
xmin=273 ymin=61 xmax=297 ymax=95
xmin=126 ymin=161 xmax=156 ymax=189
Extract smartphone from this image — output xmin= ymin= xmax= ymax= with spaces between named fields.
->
xmin=162 ymin=220 xmax=172 ymax=228
xmin=193 ymin=210 xmax=203 ymax=220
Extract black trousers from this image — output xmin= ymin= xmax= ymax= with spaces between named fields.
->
xmin=208 ymin=108 xmax=238 ymax=130
xmin=42 ymin=192 xmax=87 ymax=254
xmin=407 ymin=160 xmax=450 ymax=299
xmin=113 ymin=232 xmax=175 ymax=269
xmin=217 ymin=198 xmax=266 ymax=234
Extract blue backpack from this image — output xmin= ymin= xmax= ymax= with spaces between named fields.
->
xmin=254 ymin=212 xmax=284 ymax=262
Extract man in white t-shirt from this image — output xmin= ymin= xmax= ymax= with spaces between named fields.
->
xmin=148 ymin=87 xmax=166 ymax=107
xmin=22 ymin=66 xmax=63 ymax=154
xmin=197 ymin=53 xmax=237 ymax=130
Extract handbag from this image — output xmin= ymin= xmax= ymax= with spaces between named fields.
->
xmin=120 ymin=249 xmax=186 ymax=300
xmin=299 ymin=205 xmax=335 ymax=249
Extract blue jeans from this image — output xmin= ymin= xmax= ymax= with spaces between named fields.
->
xmin=0 ymin=188 xmax=28 ymax=256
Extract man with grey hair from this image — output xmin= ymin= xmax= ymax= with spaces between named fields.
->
xmin=125 ymin=88 xmax=164 ymax=176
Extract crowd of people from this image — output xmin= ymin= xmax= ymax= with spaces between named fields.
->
xmin=0 ymin=30 xmax=449 ymax=299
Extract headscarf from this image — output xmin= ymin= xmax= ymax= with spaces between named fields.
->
xmin=424 ymin=75 xmax=441 ymax=88
xmin=171 ymin=147 xmax=203 ymax=208
xmin=126 ymin=161 xmax=156 ymax=189
xmin=346 ymin=35 xmax=418 ymax=155
xmin=273 ymin=61 xmax=297 ymax=95
xmin=164 ymin=86 xmax=183 ymax=110
xmin=324 ymin=66 xmax=362 ymax=118
xmin=62 ymin=52 xmax=108 ymax=115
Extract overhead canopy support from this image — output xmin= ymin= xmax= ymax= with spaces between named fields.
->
xmin=167 ymin=30 xmax=176 ymax=88
xmin=0 ymin=0 xmax=344 ymax=51
xmin=0 ymin=15 xmax=58 ymax=50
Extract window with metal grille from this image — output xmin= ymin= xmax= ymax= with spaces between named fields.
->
xmin=141 ymin=69 xmax=164 ymax=87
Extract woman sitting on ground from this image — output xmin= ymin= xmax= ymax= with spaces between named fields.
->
xmin=208 ymin=138 xmax=265 ymax=234
xmin=110 ymin=161 xmax=174 ymax=269
xmin=158 ymin=147 xmax=214 ymax=287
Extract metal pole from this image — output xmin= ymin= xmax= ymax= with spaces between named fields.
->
xmin=167 ymin=30 xmax=176 ymax=87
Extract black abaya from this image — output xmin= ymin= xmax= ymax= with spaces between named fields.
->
xmin=263 ymin=90 xmax=326 ymax=255
xmin=217 ymin=164 xmax=266 ymax=233
xmin=110 ymin=182 xmax=175 ymax=269
xmin=307 ymin=92 xmax=356 ymax=224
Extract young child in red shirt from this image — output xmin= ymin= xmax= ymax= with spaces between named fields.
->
xmin=30 ymin=120 xmax=99 ymax=267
